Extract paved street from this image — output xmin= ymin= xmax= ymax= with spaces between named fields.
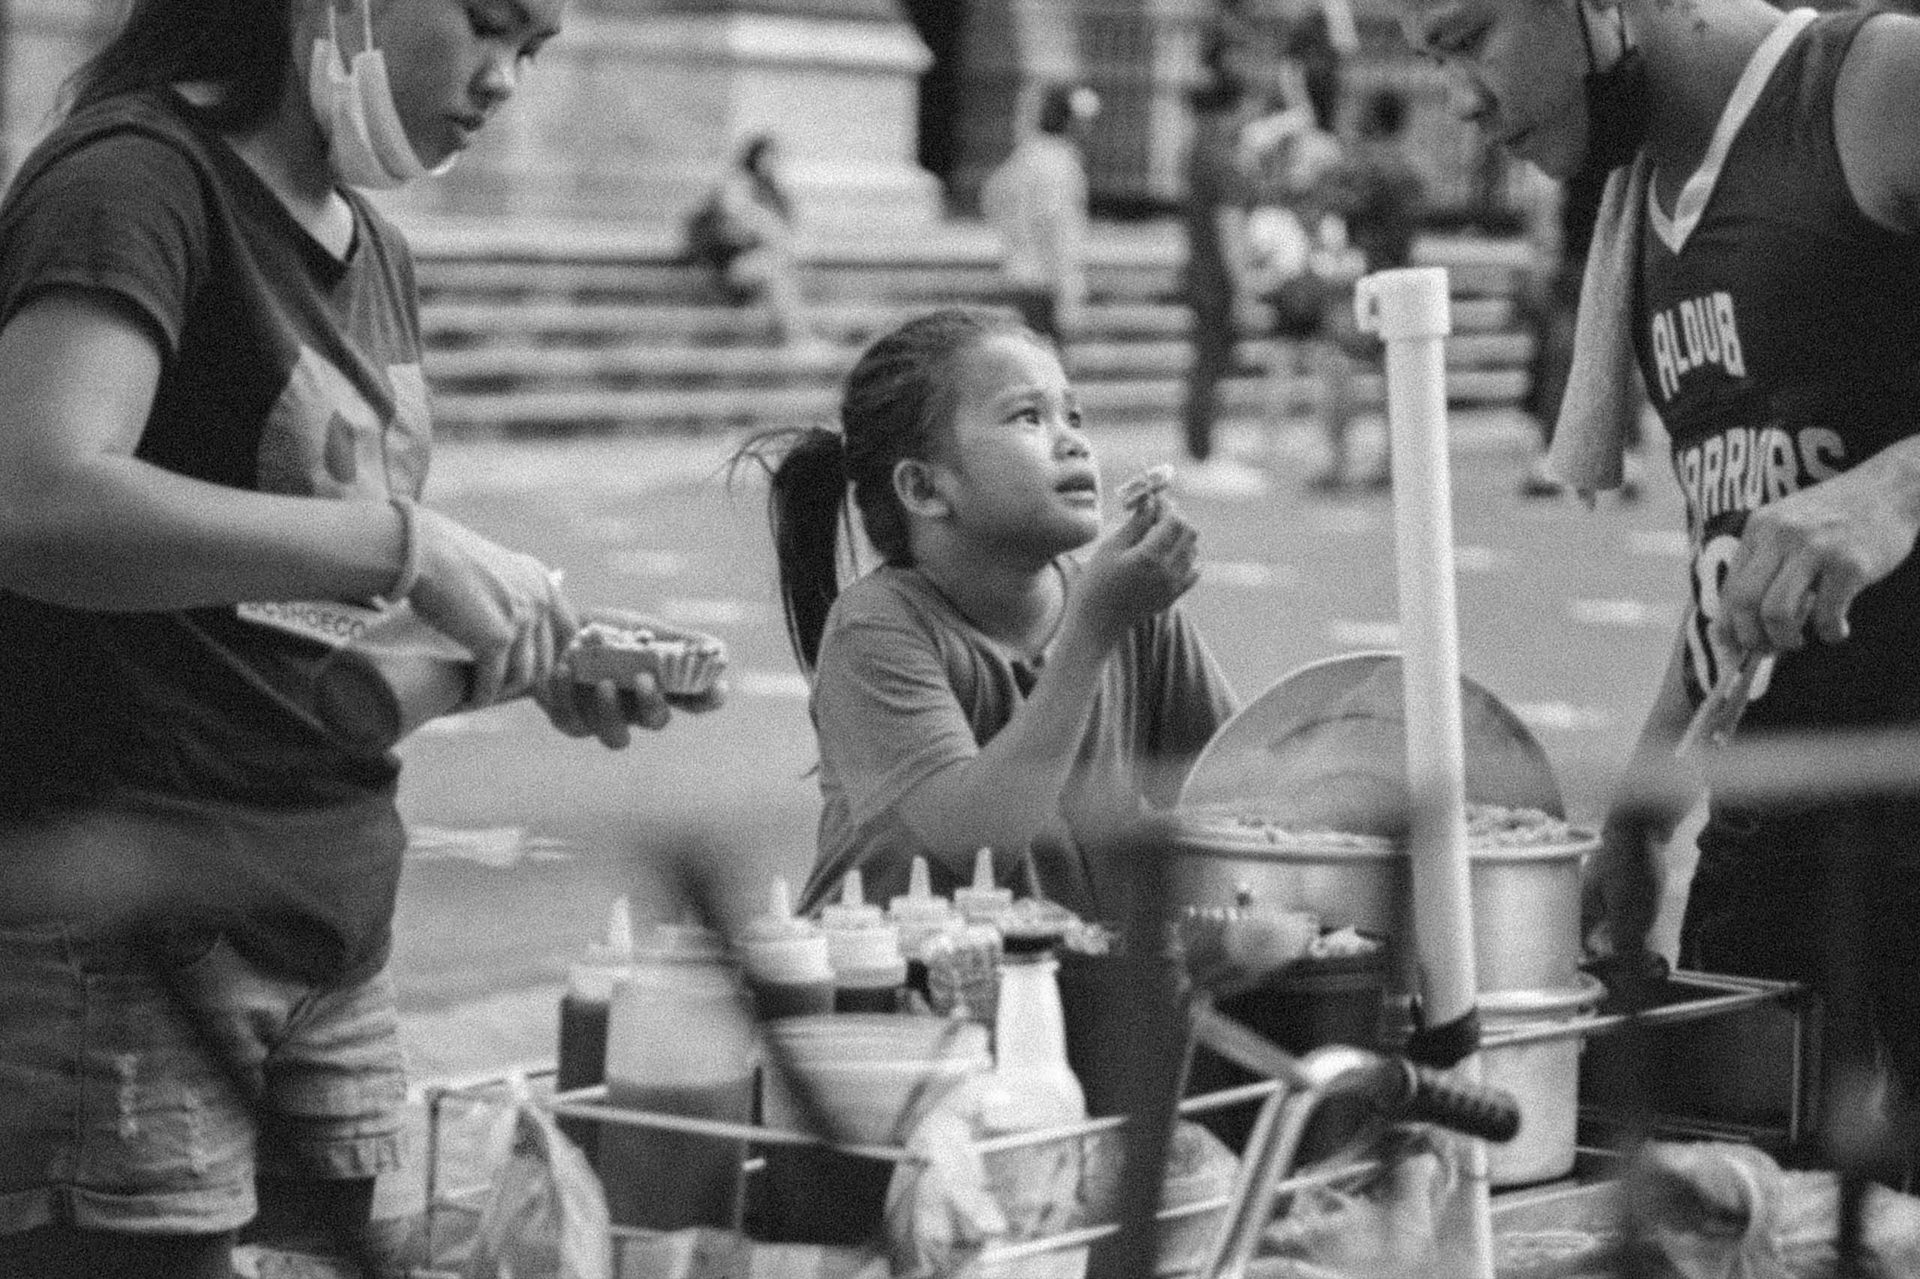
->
xmin=389 ymin=407 xmax=1686 ymax=1084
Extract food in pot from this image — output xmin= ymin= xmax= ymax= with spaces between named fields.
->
xmin=1183 ymin=801 xmax=1577 ymax=849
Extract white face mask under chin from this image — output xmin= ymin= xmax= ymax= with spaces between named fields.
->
xmin=308 ymin=7 xmax=455 ymax=190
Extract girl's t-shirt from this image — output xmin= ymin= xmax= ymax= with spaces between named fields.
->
xmin=800 ymin=561 xmax=1238 ymax=920
xmin=0 ymin=89 xmax=429 ymax=984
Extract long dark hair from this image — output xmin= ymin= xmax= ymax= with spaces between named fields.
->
xmin=729 ymin=307 xmax=1034 ymax=674
xmin=66 ymin=0 xmax=294 ymax=131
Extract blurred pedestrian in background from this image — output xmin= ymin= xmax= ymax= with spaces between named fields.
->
xmin=0 ymin=2 xmax=722 ymax=1276
xmin=1308 ymin=87 xmax=1427 ymax=494
xmin=1240 ymin=93 xmax=1345 ymax=453
xmin=1177 ymin=54 xmax=1268 ymax=498
xmin=981 ymin=81 xmax=1101 ymax=349
xmin=684 ymin=132 xmax=822 ymax=350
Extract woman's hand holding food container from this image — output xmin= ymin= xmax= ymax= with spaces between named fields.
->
xmin=541 ymin=608 xmax=730 ymax=748
xmin=401 ymin=501 xmax=577 ymax=706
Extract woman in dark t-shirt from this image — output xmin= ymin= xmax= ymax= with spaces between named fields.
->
xmin=0 ymin=2 xmax=721 ymax=1275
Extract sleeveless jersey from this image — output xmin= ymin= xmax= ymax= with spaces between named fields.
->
xmin=1635 ymin=9 xmax=1920 ymax=733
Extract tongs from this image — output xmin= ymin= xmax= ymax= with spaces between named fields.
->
xmin=1674 ymin=650 xmax=1773 ymax=759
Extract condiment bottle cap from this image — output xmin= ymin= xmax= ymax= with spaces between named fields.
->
xmin=570 ymin=896 xmax=637 ymax=999
xmin=739 ymin=877 xmax=821 ymax=944
xmin=819 ymin=870 xmax=905 ymax=973
xmin=736 ymin=878 xmax=832 ymax=982
xmin=819 ymin=867 xmax=886 ymax=932
xmin=581 ymin=895 xmax=635 ymax=968
xmin=953 ymin=848 xmax=1014 ymax=923
xmin=634 ymin=913 xmax=728 ymax=963
xmin=888 ymin=857 xmax=959 ymax=929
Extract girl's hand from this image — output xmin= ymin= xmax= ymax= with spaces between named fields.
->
xmin=1075 ymin=494 xmax=1201 ymax=639
xmin=406 ymin=506 xmax=573 ymax=707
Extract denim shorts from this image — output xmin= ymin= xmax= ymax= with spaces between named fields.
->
xmin=0 ymin=919 xmax=407 ymax=1236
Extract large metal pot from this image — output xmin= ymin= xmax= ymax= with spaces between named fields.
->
xmin=1163 ymin=814 xmax=1594 ymax=994
xmin=1170 ymin=652 xmax=1587 ymax=993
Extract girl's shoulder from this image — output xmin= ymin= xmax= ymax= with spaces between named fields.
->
xmin=829 ymin=565 xmax=950 ymax=631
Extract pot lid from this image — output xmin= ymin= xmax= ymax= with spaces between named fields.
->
xmin=1178 ymin=652 xmax=1564 ymax=834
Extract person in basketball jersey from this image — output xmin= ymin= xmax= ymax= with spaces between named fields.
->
xmin=1398 ymin=0 xmax=1920 ymax=1148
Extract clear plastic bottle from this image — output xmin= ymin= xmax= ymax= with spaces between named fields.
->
xmin=601 ymin=917 xmax=756 ymax=1230
xmin=976 ymin=950 xmax=1089 ymax=1278
xmin=555 ymin=896 xmax=633 ymax=1167
xmin=819 ymin=869 xmax=908 ymax=1013
xmin=737 ymin=877 xmax=835 ymax=1019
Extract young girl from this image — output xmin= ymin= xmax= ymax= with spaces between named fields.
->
xmin=0 ymin=3 xmax=716 ymax=1276
xmin=737 ymin=307 xmax=1238 ymax=919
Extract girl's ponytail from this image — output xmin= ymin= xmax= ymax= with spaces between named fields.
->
xmin=729 ymin=427 xmax=850 ymax=674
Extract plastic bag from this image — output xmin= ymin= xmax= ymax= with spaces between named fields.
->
xmin=1625 ymin=1141 xmax=1920 ymax=1279
xmin=883 ymin=1077 xmax=1011 ymax=1278
xmin=1249 ymin=1127 xmax=1479 ymax=1279
xmin=460 ymin=1100 xmax=611 ymax=1279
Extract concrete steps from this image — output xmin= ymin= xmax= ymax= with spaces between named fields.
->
xmin=409 ymin=218 xmax=1535 ymax=438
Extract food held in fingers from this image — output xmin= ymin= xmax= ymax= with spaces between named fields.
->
xmin=1116 ymin=463 xmax=1175 ymax=512
xmin=565 ymin=622 xmax=729 ymax=696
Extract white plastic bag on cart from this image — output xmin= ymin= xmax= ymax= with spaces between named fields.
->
xmin=461 ymin=1095 xmax=611 ymax=1279
xmin=1625 ymin=1141 xmax=1920 ymax=1279
xmin=1248 ymin=1127 xmax=1481 ymax=1279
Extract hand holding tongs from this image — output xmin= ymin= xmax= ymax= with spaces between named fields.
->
xmin=1674 ymin=650 xmax=1774 ymax=759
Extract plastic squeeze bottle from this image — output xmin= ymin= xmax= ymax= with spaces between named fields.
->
xmin=736 ymin=877 xmax=835 ymax=1019
xmin=601 ymin=917 xmax=757 ymax=1230
xmin=953 ymin=848 xmax=1015 ymax=926
xmin=819 ymin=869 xmax=909 ymax=1013
xmin=976 ymin=948 xmax=1089 ymax=1278
xmin=888 ymin=856 xmax=960 ymax=998
xmin=556 ymin=896 xmax=635 ymax=1167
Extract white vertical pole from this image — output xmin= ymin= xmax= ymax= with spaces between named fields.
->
xmin=1354 ymin=266 xmax=1495 ymax=1279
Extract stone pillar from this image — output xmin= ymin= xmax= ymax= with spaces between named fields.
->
xmin=946 ymin=0 xmax=1080 ymax=211
xmin=380 ymin=0 xmax=942 ymax=231
xmin=943 ymin=0 xmax=1212 ymax=216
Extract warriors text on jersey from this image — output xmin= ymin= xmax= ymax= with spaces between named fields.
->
xmin=1634 ymin=8 xmax=1920 ymax=733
